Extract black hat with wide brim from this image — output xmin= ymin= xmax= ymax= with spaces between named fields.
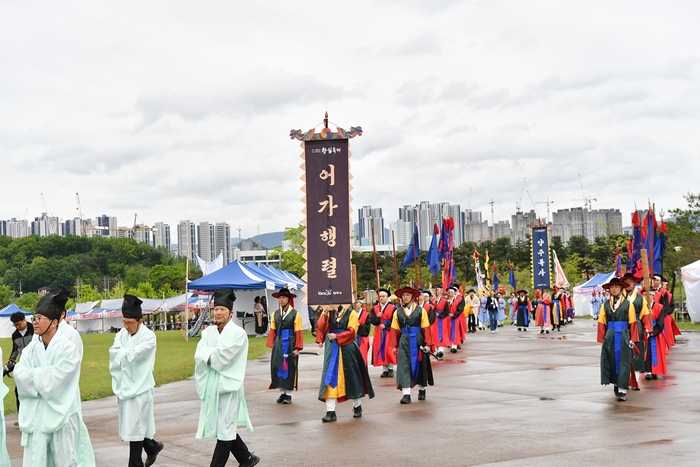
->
xmin=272 ymin=287 xmax=297 ymax=299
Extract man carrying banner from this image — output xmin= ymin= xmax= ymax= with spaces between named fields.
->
xmin=316 ymin=304 xmax=375 ymax=423
xmin=645 ymin=275 xmax=671 ymax=380
xmin=447 ymin=285 xmax=465 ymax=353
xmin=535 ymin=291 xmax=552 ymax=334
xmin=515 ymin=290 xmax=532 ymax=331
xmin=266 ymin=287 xmax=304 ymax=403
xmin=388 ymin=286 xmax=434 ymax=404
xmin=369 ymin=289 xmax=397 ymax=377
xmin=622 ymin=273 xmax=651 ymax=390
xmin=432 ymin=288 xmax=451 ymax=358
xmin=466 ymin=289 xmax=480 ymax=333
xmin=354 ymin=299 xmax=371 ymax=366
xmin=597 ymin=277 xmax=640 ymax=401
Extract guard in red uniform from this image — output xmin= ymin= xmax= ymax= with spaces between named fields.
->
xmin=432 ymin=289 xmax=451 ymax=358
xmin=369 ymin=289 xmax=397 ymax=377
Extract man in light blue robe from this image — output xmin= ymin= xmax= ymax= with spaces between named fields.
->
xmin=0 ymin=347 xmax=11 ymax=467
xmin=109 ymin=295 xmax=163 ymax=467
xmin=194 ymin=288 xmax=258 ymax=467
xmin=14 ymin=288 xmax=95 ymax=467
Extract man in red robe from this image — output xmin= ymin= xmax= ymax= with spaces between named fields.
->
xmin=431 ymin=288 xmax=451 ymax=359
xmin=447 ymin=286 xmax=465 ymax=353
xmin=369 ymin=289 xmax=397 ymax=377
xmin=645 ymin=275 xmax=672 ymax=379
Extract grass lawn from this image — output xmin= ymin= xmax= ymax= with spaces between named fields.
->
xmin=1 ymin=329 xmax=317 ymax=415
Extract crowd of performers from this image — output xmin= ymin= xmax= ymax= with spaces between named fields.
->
xmin=597 ymin=273 xmax=681 ymax=402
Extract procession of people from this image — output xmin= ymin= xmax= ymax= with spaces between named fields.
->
xmin=0 ymin=272 xmax=684 ymax=465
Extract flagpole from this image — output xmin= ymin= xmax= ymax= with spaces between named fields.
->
xmin=412 ymin=223 xmax=419 ymax=287
xmin=392 ymin=231 xmax=399 ymax=291
xmin=371 ymin=220 xmax=380 ymax=291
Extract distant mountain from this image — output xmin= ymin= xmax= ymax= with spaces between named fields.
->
xmin=232 ymin=231 xmax=285 ymax=249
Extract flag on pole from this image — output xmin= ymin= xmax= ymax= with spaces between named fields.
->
xmin=402 ymin=224 xmax=420 ymax=270
xmin=615 ymin=247 xmax=622 ymax=277
xmin=492 ymin=264 xmax=499 ymax=291
xmin=474 ymin=250 xmax=484 ymax=298
xmin=552 ymin=249 xmax=569 ymax=288
xmin=426 ymin=223 xmax=440 ymax=275
xmin=438 ymin=218 xmax=456 ymax=290
xmin=508 ymin=263 xmax=516 ymax=290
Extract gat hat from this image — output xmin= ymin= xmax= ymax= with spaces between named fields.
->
xmin=467 ymin=288 xmax=476 ymax=294
xmin=213 ymin=288 xmax=237 ymax=310
xmin=35 ymin=287 xmax=69 ymax=321
xmin=395 ymin=286 xmax=420 ymax=299
xmin=420 ymin=289 xmax=432 ymax=297
xmin=517 ymin=289 xmax=528 ymax=295
xmin=602 ymin=277 xmax=627 ymax=290
xmin=378 ymin=288 xmax=390 ymax=297
xmin=621 ymin=272 xmax=640 ymax=283
xmin=122 ymin=294 xmax=143 ymax=320
xmin=272 ymin=287 xmax=297 ymax=299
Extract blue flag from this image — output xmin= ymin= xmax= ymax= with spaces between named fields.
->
xmin=508 ymin=265 xmax=516 ymax=290
xmin=426 ymin=224 xmax=440 ymax=275
xmin=492 ymin=267 xmax=500 ymax=291
xmin=402 ymin=224 xmax=420 ymax=270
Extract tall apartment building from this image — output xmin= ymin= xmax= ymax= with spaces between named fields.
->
xmin=551 ymin=208 xmax=623 ymax=244
xmin=178 ymin=220 xmax=196 ymax=261
xmin=197 ymin=222 xmax=216 ymax=262
xmin=510 ymin=210 xmax=539 ymax=243
xmin=214 ymin=222 xmax=232 ymax=265
xmin=399 ymin=201 xmax=463 ymax=249
xmin=5 ymin=219 xmax=29 ymax=238
xmin=153 ymin=222 xmax=171 ymax=250
xmin=358 ymin=206 xmax=385 ymax=246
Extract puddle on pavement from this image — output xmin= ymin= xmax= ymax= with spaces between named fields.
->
xmin=439 ymin=359 xmax=467 ymax=364
xmin=539 ymin=397 xmax=555 ymax=401
xmin=641 ymin=438 xmax=673 ymax=445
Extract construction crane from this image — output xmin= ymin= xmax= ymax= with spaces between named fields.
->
xmin=489 ymin=198 xmax=495 ymax=241
xmin=75 ymin=193 xmax=86 ymax=236
xmin=536 ymin=197 xmax=555 ymax=224
xmin=572 ymin=173 xmax=597 ymax=211
xmin=515 ymin=178 xmax=526 ymax=213
xmin=526 ymin=190 xmax=540 ymax=220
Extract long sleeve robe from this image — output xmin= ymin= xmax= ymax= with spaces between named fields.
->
xmin=194 ymin=320 xmax=253 ymax=441
xmin=14 ymin=334 xmax=95 ymax=467
xmin=0 ymin=348 xmax=10 ymax=466
xmin=109 ymin=324 xmax=157 ymax=441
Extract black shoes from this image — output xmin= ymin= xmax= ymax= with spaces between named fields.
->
xmin=400 ymin=395 xmax=411 ymax=404
xmin=145 ymin=440 xmax=164 ymax=467
xmin=240 ymin=453 xmax=261 ymax=467
xmin=353 ymin=405 xmax=363 ymax=418
xmin=450 ymin=348 xmax=457 ymax=354
xmin=613 ymin=386 xmax=619 ymax=396
xmin=645 ymin=373 xmax=652 ymax=380
xmin=540 ymin=330 xmax=544 ymax=334
xmin=322 ymin=411 xmax=337 ymax=422
xmin=277 ymin=394 xmax=292 ymax=404
xmin=435 ymin=351 xmax=444 ymax=358
xmin=617 ymin=393 xmax=626 ymax=402
xmin=418 ymin=390 xmax=426 ymax=401
xmin=545 ymin=330 xmax=550 ymax=334
xmin=380 ymin=369 xmax=395 ymax=378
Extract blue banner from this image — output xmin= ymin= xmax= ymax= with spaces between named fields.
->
xmin=531 ymin=226 xmax=551 ymax=289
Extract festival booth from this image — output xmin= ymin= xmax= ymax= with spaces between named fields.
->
xmin=76 ymin=307 xmax=104 ymax=333
xmin=573 ymin=271 xmax=615 ymax=317
xmin=188 ymin=260 xmax=308 ymax=334
xmin=0 ymin=304 xmax=33 ymax=338
xmin=681 ymin=259 xmax=700 ymax=323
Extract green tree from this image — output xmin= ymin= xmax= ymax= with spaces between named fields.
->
xmin=271 ymin=224 xmax=305 ymax=278
xmin=75 ymin=284 xmax=102 ymax=302
xmin=0 ymin=285 xmax=13 ymax=308
xmin=15 ymin=292 xmax=40 ymax=311
xmin=128 ymin=282 xmax=158 ymax=298
xmin=104 ymin=282 xmax=127 ymax=299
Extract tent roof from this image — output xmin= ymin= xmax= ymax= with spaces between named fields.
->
xmin=681 ymin=258 xmax=700 ymax=282
xmin=0 ymin=303 xmax=33 ymax=317
xmin=243 ymin=263 xmax=294 ymax=289
xmin=267 ymin=265 xmax=305 ymax=289
xmin=574 ymin=272 xmax=615 ymax=291
xmin=188 ymin=260 xmax=274 ymax=291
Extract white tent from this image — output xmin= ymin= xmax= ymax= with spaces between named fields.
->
xmin=681 ymin=259 xmax=700 ymax=323
xmin=0 ymin=304 xmax=33 ymax=338
xmin=573 ymin=271 xmax=615 ymax=316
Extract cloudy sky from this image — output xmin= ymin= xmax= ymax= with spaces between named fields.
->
xmin=2 ymin=1 xmax=698 ymax=238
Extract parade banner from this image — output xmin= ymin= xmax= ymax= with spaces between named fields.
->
xmin=292 ymin=117 xmax=362 ymax=305
xmin=531 ymin=226 xmax=552 ymax=289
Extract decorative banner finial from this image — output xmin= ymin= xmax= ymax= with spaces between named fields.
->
xmin=324 ymin=111 xmax=329 ymax=129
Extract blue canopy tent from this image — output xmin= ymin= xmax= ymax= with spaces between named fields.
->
xmin=267 ymin=265 xmax=305 ymax=289
xmin=573 ymin=271 xmax=615 ymax=316
xmin=188 ymin=260 xmax=275 ymax=291
xmin=0 ymin=303 xmax=33 ymax=338
xmin=243 ymin=263 xmax=294 ymax=290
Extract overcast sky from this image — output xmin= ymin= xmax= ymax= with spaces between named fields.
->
xmin=2 ymin=1 xmax=698 ymax=238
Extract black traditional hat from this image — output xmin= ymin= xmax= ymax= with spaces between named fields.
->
xmin=621 ymin=272 xmax=639 ymax=283
xmin=420 ymin=289 xmax=433 ymax=297
xmin=271 ymin=287 xmax=297 ymax=299
xmin=467 ymin=288 xmax=476 ymax=294
xmin=122 ymin=294 xmax=143 ymax=320
xmin=395 ymin=286 xmax=420 ymax=299
xmin=213 ymin=288 xmax=237 ymax=310
xmin=35 ymin=287 xmax=69 ymax=321
xmin=377 ymin=288 xmax=390 ymax=296
xmin=517 ymin=289 xmax=529 ymax=295
xmin=602 ymin=277 xmax=627 ymax=290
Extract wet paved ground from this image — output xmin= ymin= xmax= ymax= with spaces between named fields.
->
xmin=5 ymin=321 xmax=700 ymax=466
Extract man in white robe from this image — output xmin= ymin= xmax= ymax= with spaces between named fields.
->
xmin=109 ymin=294 xmax=163 ymax=467
xmin=194 ymin=288 xmax=258 ymax=467
xmin=0 ymin=347 xmax=11 ymax=466
xmin=14 ymin=288 xmax=95 ymax=467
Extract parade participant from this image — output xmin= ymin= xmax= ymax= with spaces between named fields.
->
xmin=660 ymin=276 xmax=681 ymax=348
xmin=485 ymin=289 xmax=499 ymax=333
xmin=645 ymin=275 xmax=671 ymax=380
xmin=564 ymin=290 xmax=575 ymax=323
xmin=369 ymin=289 xmax=397 ymax=377
xmin=14 ymin=289 xmax=95 ymax=466
xmin=621 ymin=273 xmax=651 ymax=390
xmin=590 ymin=291 xmax=602 ymax=319
xmin=508 ymin=292 xmax=517 ymax=325
xmin=466 ymin=289 xmax=480 ymax=333
xmin=534 ymin=291 xmax=552 ymax=334
xmin=447 ymin=285 xmax=465 ymax=352
xmin=266 ymin=287 xmax=303 ymax=403
xmin=0 ymin=346 xmax=9 ymax=466
xmin=388 ymin=286 xmax=434 ymax=404
xmin=432 ymin=288 xmax=451 ymax=358
xmin=550 ymin=287 xmax=564 ymax=330
xmin=6 ymin=311 xmax=34 ymax=410
xmin=478 ymin=293 xmax=488 ymax=331
xmin=109 ymin=294 xmax=164 ymax=467
xmin=496 ymin=292 xmax=506 ymax=327
xmin=316 ymin=304 xmax=375 ymax=423
xmin=354 ymin=299 xmax=371 ymax=365
xmin=194 ymin=288 xmax=258 ymax=467
xmin=420 ymin=291 xmax=437 ymax=346
xmin=597 ymin=277 xmax=640 ymax=401
xmin=515 ymin=290 xmax=532 ymax=331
